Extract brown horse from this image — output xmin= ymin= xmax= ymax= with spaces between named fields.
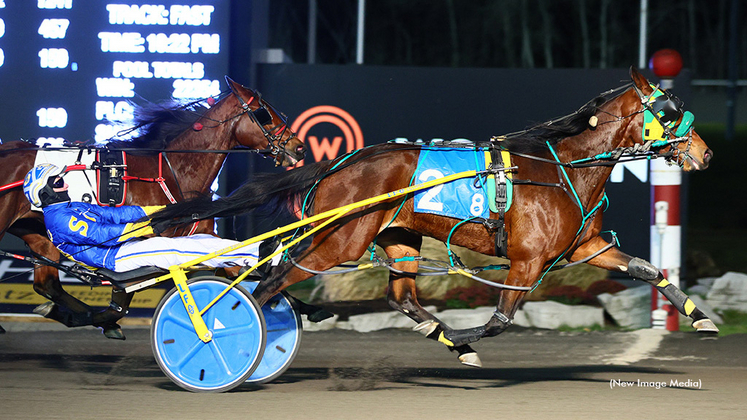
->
xmin=0 ymin=77 xmax=305 ymax=337
xmin=151 ymin=68 xmax=716 ymax=365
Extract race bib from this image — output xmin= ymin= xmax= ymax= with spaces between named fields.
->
xmin=413 ymin=147 xmax=488 ymax=220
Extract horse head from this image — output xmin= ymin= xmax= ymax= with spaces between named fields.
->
xmin=629 ymin=67 xmax=712 ymax=171
xmin=225 ymin=77 xmax=306 ymax=167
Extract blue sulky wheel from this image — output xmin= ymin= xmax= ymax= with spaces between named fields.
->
xmin=242 ymin=281 xmax=303 ymax=384
xmin=151 ymin=276 xmax=266 ymax=392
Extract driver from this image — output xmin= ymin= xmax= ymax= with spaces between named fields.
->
xmin=23 ymin=163 xmax=278 ymax=272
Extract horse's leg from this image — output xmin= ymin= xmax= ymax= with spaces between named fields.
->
xmin=17 ymin=228 xmax=130 ymax=337
xmin=252 ymin=214 xmax=384 ymax=308
xmin=16 ymin=231 xmax=96 ymax=327
xmin=570 ymin=236 xmax=718 ymax=332
xmin=438 ymin=259 xmax=545 ymax=347
xmin=378 ymin=228 xmax=481 ymax=367
xmin=252 ymin=260 xmax=318 ymax=309
xmin=90 ymin=290 xmax=134 ymax=340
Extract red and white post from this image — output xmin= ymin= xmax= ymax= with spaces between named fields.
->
xmin=649 ymin=49 xmax=684 ymax=331
xmin=650 ymin=160 xmax=681 ymax=331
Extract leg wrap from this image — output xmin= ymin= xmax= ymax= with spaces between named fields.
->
xmin=439 ymin=312 xmax=512 ymax=347
xmin=439 ymin=325 xmax=486 ymax=347
xmin=628 ymin=258 xmax=659 ymax=281
xmin=653 ymin=278 xmax=705 ymax=320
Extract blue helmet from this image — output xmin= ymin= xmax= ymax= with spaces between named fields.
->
xmin=23 ymin=164 xmax=64 ymax=208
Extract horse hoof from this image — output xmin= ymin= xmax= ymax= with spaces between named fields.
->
xmin=413 ymin=319 xmax=439 ymax=336
xmin=101 ymin=324 xmax=126 ymax=340
xmin=307 ymin=308 xmax=334 ymax=323
xmin=458 ymin=352 xmax=482 ymax=368
xmin=692 ymin=318 xmax=719 ymax=333
xmin=33 ymin=301 xmax=56 ymax=318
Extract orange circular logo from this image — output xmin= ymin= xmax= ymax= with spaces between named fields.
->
xmin=290 ymin=106 xmax=364 ymax=167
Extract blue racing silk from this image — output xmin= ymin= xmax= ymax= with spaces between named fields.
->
xmin=43 ymin=202 xmax=163 ymax=270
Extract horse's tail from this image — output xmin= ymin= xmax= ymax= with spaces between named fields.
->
xmin=150 ymin=160 xmax=334 ymax=225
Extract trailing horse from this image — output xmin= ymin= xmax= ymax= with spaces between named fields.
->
xmin=151 ymin=68 xmax=716 ymax=365
xmin=0 ymin=77 xmax=305 ymax=338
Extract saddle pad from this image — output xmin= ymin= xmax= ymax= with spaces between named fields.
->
xmin=32 ymin=149 xmax=98 ymax=212
xmin=413 ymin=147 xmax=489 ymax=220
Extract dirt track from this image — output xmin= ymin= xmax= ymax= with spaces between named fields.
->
xmin=1 ymin=322 xmax=745 ymax=420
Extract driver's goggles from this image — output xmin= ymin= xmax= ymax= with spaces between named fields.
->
xmin=49 ymin=176 xmax=65 ymax=189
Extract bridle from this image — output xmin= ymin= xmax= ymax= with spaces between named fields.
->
xmin=631 ymin=83 xmax=696 ymax=168
xmin=227 ymin=80 xmax=299 ymax=166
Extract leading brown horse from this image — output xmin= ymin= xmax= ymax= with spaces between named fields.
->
xmin=151 ymin=68 xmax=716 ymax=365
xmin=0 ymin=77 xmax=305 ymax=337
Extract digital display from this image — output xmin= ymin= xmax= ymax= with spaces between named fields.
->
xmin=0 ymin=0 xmax=230 ymax=146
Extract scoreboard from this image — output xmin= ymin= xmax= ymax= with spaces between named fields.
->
xmin=0 ymin=0 xmax=230 ymax=146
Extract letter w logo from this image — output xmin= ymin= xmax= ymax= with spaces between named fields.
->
xmin=308 ymin=136 xmax=343 ymax=162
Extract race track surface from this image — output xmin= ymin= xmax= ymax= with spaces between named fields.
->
xmin=1 ymin=321 xmax=745 ymax=420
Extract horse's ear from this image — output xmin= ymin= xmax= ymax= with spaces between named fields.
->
xmin=225 ymin=76 xmax=242 ymax=94
xmin=630 ymin=66 xmax=653 ymax=95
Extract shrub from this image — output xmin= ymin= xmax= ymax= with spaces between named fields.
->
xmin=585 ymin=279 xmax=627 ymax=296
xmin=545 ymin=285 xmax=596 ymax=305
xmin=444 ymin=284 xmax=501 ymax=309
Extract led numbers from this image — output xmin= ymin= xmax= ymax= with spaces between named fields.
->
xmin=145 ymin=33 xmax=220 ymax=54
xmin=37 ymin=0 xmax=72 ymax=10
xmin=0 ymin=18 xmax=4 ymax=67
xmin=37 ymin=108 xmax=68 ymax=128
xmin=39 ymin=48 xmax=69 ymax=68
xmin=146 ymin=33 xmax=190 ymax=53
xmin=0 ymin=18 xmax=4 ymax=68
xmin=38 ymin=18 xmax=70 ymax=39
xmin=172 ymin=79 xmax=220 ymax=99
xmin=6 ymin=3 xmax=226 ymax=142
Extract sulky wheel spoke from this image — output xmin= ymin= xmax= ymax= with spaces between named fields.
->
xmin=167 ymin=313 xmax=200 ymax=334
xmin=211 ymin=323 xmax=256 ymax=339
xmin=174 ymin=336 xmax=206 ymax=371
xmin=207 ymin=338 xmax=234 ymax=376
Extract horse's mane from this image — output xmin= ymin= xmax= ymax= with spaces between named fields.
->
xmin=106 ymin=101 xmax=206 ymax=153
xmin=499 ymin=85 xmax=630 ymax=155
xmin=150 ymin=160 xmax=335 ymax=225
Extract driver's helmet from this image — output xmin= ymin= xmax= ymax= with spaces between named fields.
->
xmin=23 ymin=163 xmax=63 ymax=208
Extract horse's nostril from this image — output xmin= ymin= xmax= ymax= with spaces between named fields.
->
xmin=704 ymin=149 xmax=713 ymax=163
